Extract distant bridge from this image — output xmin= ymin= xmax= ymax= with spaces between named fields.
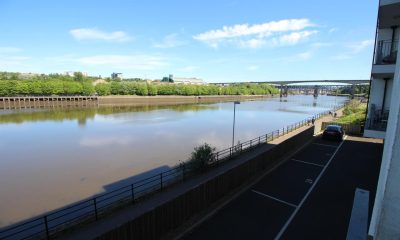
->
xmin=210 ymin=80 xmax=370 ymax=98
xmin=211 ymin=79 xmax=370 ymax=86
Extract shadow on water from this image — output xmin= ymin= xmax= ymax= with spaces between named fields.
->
xmin=102 ymin=165 xmax=171 ymax=193
xmin=0 ymin=165 xmax=176 ymax=239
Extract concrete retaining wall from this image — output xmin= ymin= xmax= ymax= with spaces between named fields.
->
xmin=96 ymin=127 xmax=314 ymax=240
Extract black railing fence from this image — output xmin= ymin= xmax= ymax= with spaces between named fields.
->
xmin=0 ymin=105 xmax=344 ymax=240
xmin=374 ymin=40 xmax=398 ymax=65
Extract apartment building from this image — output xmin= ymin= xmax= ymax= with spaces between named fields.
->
xmin=367 ymin=0 xmax=400 ymax=239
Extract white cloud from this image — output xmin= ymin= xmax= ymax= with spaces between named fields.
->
xmin=194 ymin=18 xmax=314 ymax=41
xmin=277 ymin=30 xmax=318 ymax=45
xmin=247 ymin=65 xmax=259 ymax=71
xmin=329 ymin=28 xmax=338 ymax=34
xmin=0 ymin=47 xmax=22 ymax=53
xmin=153 ymin=33 xmax=185 ymax=48
xmin=0 ymin=56 xmax=31 ymax=69
xmin=238 ymin=38 xmax=266 ymax=48
xmin=331 ymin=39 xmax=374 ymax=60
xmin=193 ymin=18 xmax=317 ymax=48
xmin=348 ymin=40 xmax=374 ymax=53
xmin=69 ymin=28 xmax=132 ymax=42
xmin=281 ymin=50 xmax=313 ymax=62
xmin=311 ymin=42 xmax=333 ymax=48
xmin=77 ymin=54 xmax=168 ymax=70
xmin=331 ymin=54 xmax=352 ymax=60
xmin=297 ymin=51 xmax=313 ymax=60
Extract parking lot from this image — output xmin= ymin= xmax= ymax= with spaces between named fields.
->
xmin=181 ymin=136 xmax=383 ymax=240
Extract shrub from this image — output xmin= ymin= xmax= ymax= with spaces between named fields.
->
xmin=95 ymin=83 xmax=111 ymax=96
xmin=147 ymin=83 xmax=158 ymax=96
xmin=187 ymin=143 xmax=216 ymax=172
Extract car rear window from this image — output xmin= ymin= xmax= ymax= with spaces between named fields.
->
xmin=326 ymin=126 xmax=340 ymax=131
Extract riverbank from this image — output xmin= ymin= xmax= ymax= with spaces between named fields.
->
xmin=98 ymin=95 xmax=275 ymax=106
xmin=0 ymin=94 xmax=276 ymax=109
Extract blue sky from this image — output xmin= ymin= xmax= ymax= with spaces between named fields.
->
xmin=0 ymin=0 xmax=378 ymax=82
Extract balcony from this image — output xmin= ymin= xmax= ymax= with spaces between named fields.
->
xmin=374 ymin=40 xmax=398 ymax=65
xmin=365 ymin=109 xmax=389 ymax=132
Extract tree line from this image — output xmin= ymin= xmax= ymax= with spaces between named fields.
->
xmin=94 ymin=82 xmax=279 ymax=96
xmin=0 ymin=72 xmax=279 ymax=96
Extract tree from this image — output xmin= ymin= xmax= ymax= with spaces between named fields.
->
xmin=95 ymin=83 xmax=111 ymax=96
xmin=82 ymin=81 xmax=95 ymax=96
xmin=73 ymin=72 xmax=84 ymax=82
xmin=187 ymin=143 xmax=216 ymax=172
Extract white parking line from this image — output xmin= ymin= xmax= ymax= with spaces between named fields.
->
xmin=292 ymin=159 xmax=324 ymax=168
xmin=274 ymin=136 xmax=347 ymax=240
xmin=312 ymin=143 xmax=338 ymax=148
xmin=252 ymin=190 xmax=297 ymax=208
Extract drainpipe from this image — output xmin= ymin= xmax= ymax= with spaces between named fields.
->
xmin=381 ymin=78 xmax=389 ymax=115
xmin=390 ymin=26 xmax=398 ymax=53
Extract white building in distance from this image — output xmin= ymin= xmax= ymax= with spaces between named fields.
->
xmin=173 ymin=77 xmax=205 ymax=85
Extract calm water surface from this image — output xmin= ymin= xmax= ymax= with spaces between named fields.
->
xmin=0 ymin=95 xmax=347 ymax=227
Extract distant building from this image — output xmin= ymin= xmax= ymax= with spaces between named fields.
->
xmin=64 ymin=71 xmax=87 ymax=77
xmin=173 ymin=77 xmax=205 ymax=85
xmin=161 ymin=74 xmax=205 ymax=84
xmin=111 ymin=72 xmax=123 ymax=80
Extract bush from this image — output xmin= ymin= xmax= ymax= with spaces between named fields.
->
xmin=336 ymin=100 xmax=367 ymax=124
xmin=82 ymin=81 xmax=95 ymax=96
xmin=187 ymin=143 xmax=216 ymax=172
xmin=147 ymin=83 xmax=158 ymax=96
xmin=136 ymin=83 xmax=148 ymax=96
xmin=95 ymin=83 xmax=111 ymax=96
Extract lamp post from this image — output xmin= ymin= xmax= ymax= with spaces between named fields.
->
xmin=232 ymin=101 xmax=240 ymax=148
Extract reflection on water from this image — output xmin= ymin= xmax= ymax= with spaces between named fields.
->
xmin=0 ymin=104 xmax=216 ymax=125
xmin=0 ymin=95 xmax=347 ymax=227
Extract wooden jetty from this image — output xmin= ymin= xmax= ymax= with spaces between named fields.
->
xmin=0 ymin=96 xmax=99 ymax=109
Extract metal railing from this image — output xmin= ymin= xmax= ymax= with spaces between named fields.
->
xmin=0 ymin=105 xmax=343 ymax=240
xmin=374 ymin=40 xmax=398 ymax=65
xmin=365 ymin=109 xmax=389 ymax=132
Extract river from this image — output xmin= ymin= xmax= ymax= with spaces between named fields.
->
xmin=0 ymin=95 xmax=347 ymax=227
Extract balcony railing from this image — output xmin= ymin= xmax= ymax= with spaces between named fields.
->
xmin=374 ymin=40 xmax=398 ymax=65
xmin=365 ymin=109 xmax=389 ymax=131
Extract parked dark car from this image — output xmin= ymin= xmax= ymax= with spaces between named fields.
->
xmin=322 ymin=125 xmax=344 ymax=141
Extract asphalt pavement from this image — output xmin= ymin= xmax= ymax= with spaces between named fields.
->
xmin=181 ymin=136 xmax=383 ymax=240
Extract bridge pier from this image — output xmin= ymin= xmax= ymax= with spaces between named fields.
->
xmin=313 ymin=85 xmax=319 ymax=98
xmin=280 ymin=85 xmax=288 ymax=98
xmin=350 ymin=84 xmax=355 ymax=99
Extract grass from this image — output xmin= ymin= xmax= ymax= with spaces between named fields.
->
xmin=335 ymin=100 xmax=367 ymax=124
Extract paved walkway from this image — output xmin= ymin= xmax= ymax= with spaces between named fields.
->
xmin=313 ymin=108 xmax=344 ymax=135
xmin=181 ymin=136 xmax=383 ymax=240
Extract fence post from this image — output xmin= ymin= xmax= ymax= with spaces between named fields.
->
xmin=265 ymin=134 xmax=268 ymax=142
xmin=160 ymin=173 xmax=163 ymax=190
xmin=258 ymin=136 xmax=260 ymax=145
xmin=216 ymin=152 xmax=219 ymax=161
xmin=240 ymin=144 xmax=243 ymax=153
xmin=250 ymin=140 xmax=252 ymax=148
xmin=131 ymin=184 xmax=135 ymax=204
xmin=230 ymin=147 xmax=232 ymax=157
xmin=93 ymin=198 xmax=98 ymax=221
xmin=44 ymin=216 xmax=50 ymax=240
